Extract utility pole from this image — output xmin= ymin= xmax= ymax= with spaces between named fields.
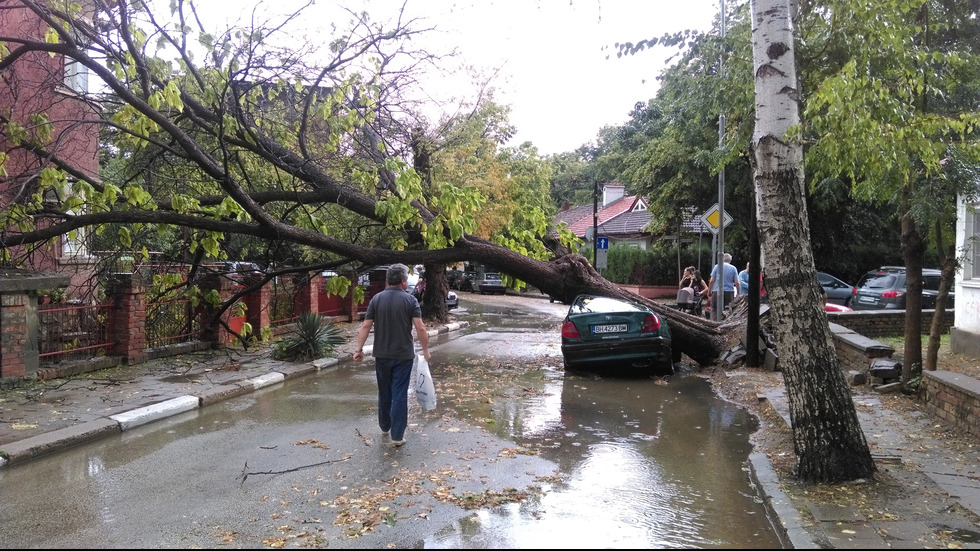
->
xmin=593 ymin=178 xmax=598 ymax=267
xmin=714 ymin=0 xmax=727 ymax=321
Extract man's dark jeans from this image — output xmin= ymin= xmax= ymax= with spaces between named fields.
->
xmin=375 ymin=357 xmax=414 ymax=440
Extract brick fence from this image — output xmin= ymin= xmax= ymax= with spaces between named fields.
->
xmin=819 ymin=310 xmax=976 ymax=440
xmin=0 ymin=271 xmax=364 ymax=388
xmin=825 ymin=309 xmax=955 ymax=339
xmin=919 ymin=371 xmax=980 ymax=439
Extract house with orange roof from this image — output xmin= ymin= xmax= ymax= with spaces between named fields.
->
xmin=554 ymin=184 xmax=709 ymax=250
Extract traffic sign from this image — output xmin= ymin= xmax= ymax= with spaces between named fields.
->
xmin=595 ymin=236 xmax=609 ymax=269
xmin=699 ymin=204 xmax=733 ymax=235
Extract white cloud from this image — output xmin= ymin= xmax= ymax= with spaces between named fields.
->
xmin=412 ymin=0 xmax=720 ymax=154
xmin=190 ymin=0 xmax=720 ymax=155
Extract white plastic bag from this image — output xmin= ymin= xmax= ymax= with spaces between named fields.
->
xmin=411 ymin=354 xmax=437 ymax=411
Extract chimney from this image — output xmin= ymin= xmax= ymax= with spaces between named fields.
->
xmin=602 ymin=184 xmax=625 ymax=207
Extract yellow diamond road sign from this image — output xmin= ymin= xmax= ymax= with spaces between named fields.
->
xmin=699 ymin=203 xmax=733 ymax=235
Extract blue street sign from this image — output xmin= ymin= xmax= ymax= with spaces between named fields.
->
xmin=597 ymin=237 xmax=609 ymax=250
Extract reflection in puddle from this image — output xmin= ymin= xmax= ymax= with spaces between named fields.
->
xmin=431 ymin=364 xmax=781 ymax=548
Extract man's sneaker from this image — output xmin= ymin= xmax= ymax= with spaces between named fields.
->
xmin=382 ymin=430 xmax=389 ymax=436
xmin=391 ymin=439 xmax=406 ymax=447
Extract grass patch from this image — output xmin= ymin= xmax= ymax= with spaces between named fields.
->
xmin=877 ymin=333 xmax=951 ymax=350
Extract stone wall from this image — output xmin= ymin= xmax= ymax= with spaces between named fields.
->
xmin=828 ymin=323 xmax=896 ymax=374
xmin=826 ymin=309 xmax=954 ymax=339
xmin=824 ymin=319 xmax=978 ymax=441
xmin=920 ymin=371 xmax=980 ymax=439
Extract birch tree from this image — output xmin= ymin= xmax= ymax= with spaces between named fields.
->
xmin=749 ymin=0 xmax=875 ymax=482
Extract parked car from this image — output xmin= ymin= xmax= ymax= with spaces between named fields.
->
xmin=445 ymin=290 xmax=459 ymax=309
xmin=407 ymin=273 xmax=458 ymax=309
xmin=818 ymin=271 xmax=856 ymax=307
xmin=824 ymin=302 xmax=853 ymax=313
xmin=221 ymin=261 xmax=264 ymax=284
xmin=478 ymin=272 xmax=506 ymax=295
xmin=852 ymin=266 xmax=953 ymax=311
xmin=459 ymin=272 xmax=477 ymax=292
xmin=560 ymin=294 xmax=673 ymax=375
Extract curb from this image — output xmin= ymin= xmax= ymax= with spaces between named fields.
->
xmin=0 ymin=321 xmax=468 ymax=469
xmin=749 ymin=451 xmax=821 ymax=549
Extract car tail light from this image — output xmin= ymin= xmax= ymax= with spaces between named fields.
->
xmin=561 ymin=321 xmax=580 ymax=338
xmin=641 ymin=314 xmax=661 ymax=332
xmin=882 ymin=291 xmax=904 ymax=298
xmin=852 ymin=288 xmax=857 ymax=295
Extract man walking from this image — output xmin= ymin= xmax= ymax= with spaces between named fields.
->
xmin=706 ymin=253 xmax=739 ymax=317
xmin=353 ymin=264 xmax=431 ymax=447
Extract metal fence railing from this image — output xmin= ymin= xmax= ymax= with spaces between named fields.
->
xmin=145 ymin=297 xmax=201 ymax=349
xmin=38 ymin=302 xmax=113 ymax=364
xmin=269 ymin=279 xmax=297 ymax=327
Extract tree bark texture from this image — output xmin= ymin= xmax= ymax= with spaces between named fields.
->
xmin=900 ymin=188 xmax=926 ymax=384
xmin=750 ymin=0 xmax=875 ymax=483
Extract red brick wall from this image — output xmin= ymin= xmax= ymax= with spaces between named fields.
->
xmin=0 ymin=293 xmax=30 ymax=379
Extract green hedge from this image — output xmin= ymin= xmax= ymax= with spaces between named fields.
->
xmin=598 ymin=244 xmax=713 ymax=286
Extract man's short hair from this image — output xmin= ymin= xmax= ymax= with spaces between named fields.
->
xmin=387 ymin=263 xmax=409 ymax=286
xmin=723 ymin=253 xmax=732 ymax=263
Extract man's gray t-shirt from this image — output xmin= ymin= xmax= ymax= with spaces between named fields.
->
xmin=364 ymin=287 xmax=422 ymax=360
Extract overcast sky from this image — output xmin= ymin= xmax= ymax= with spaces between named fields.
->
xmin=412 ymin=0 xmax=721 ymax=155
xmin=198 ymin=0 xmax=721 ymax=155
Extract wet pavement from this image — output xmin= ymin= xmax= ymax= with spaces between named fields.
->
xmin=1 ymin=291 xmax=979 ymax=548
xmin=755 ymin=380 xmax=980 ymax=549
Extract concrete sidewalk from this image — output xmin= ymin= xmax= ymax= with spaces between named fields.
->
xmin=754 ymin=380 xmax=980 ymax=549
xmin=0 ymin=320 xmax=467 ymax=468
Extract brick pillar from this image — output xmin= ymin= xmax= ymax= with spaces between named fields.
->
xmin=293 ymin=272 xmax=319 ymax=316
xmin=200 ymin=274 xmax=239 ymax=347
xmin=245 ymin=281 xmax=270 ymax=340
xmin=108 ymin=273 xmax=148 ymax=365
xmin=0 ymin=292 xmax=34 ymax=381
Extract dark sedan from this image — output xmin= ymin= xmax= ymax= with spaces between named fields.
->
xmin=560 ymin=294 xmax=673 ymax=375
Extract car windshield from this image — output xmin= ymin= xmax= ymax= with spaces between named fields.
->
xmin=569 ymin=295 xmax=647 ymax=314
xmin=858 ymin=273 xmax=898 ymax=289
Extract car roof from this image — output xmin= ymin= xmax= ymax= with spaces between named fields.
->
xmin=872 ymin=265 xmax=941 ymax=275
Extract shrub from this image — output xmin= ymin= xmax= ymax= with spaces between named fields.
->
xmin=603 ymin=244 xmax=713 ymax=286
xmin=272 ymin=312 xmax=346 ymax=361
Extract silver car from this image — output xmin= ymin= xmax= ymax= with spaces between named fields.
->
xmin=818 ymin=271 xmax=855 ymax=307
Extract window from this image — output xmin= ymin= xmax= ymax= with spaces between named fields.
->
xmin=61 ymin=216 xmax=90 ymax=259
xmin=64 ymin=58 xmax=88 ymax=94
xmin=969 ymin=204 xmax=980 ymax=280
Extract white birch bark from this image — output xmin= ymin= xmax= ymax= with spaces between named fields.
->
xmin=750 ymin=0 xmax=875 ymax=482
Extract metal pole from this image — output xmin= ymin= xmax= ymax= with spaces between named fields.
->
xmin=714 ymin=0 xmax=727 ymax=321
xmin=593 ymin=178 xmax=598 ymax=267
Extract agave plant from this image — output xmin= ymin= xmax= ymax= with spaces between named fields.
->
xmin=272 ymin=312 xmax=346 ymax=361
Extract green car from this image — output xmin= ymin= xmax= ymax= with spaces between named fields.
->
xmin=560 ymin=294 xmax=673 ymax=375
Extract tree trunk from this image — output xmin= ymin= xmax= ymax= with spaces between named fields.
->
xmin=749 ymin=0 xmax=875 ymax=483
xmin=420 ymin=263 xmax=450 ymax=323
xmin=926 ymin=218 xmax=956 ymax=371
xmin=899 ymin=189 xmax=926 ymax=385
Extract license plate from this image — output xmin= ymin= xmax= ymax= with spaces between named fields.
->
xmin=859 ymin=296 xmax=875 ymax=304
xmin=593 ymin=324 xmax=628 ymax=334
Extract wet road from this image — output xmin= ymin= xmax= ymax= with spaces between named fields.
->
xmin=0 ymin=294 xmax=782 ymax=548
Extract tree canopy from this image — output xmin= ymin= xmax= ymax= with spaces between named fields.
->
xmin=0 ymin=0 xmax=576 ymax=301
